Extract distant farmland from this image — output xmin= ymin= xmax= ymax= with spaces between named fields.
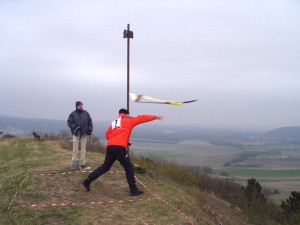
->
xmin=131 ymin=139 xmax=242 ymax=167
xmin=131 ymin=138 xmax=300 ymax=204
xmin=217 ymin=168 xmax=300 ymax=176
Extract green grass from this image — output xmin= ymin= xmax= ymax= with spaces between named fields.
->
xmin=0 ymin=138 xmax=206 ymax=224
xmin=0 ymin=138 xmax=80 ymax=225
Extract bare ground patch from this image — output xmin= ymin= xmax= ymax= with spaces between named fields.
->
xmin=18 ymin=172 xmax=150 ymax=205
xmin=38 ymin=215 xmax=64 ymax=225
xmin=16 ymin=170 xmax=198 ymax=224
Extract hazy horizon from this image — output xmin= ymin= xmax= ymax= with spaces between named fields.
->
xmin=0 ymin=114 xmax=296 ymax=133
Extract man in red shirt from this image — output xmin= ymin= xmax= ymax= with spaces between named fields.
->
xmin=82 ymin=108 xmax=163 ymax=196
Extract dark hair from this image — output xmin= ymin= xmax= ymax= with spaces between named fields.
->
xmin=119 ymin=108 xmax=129 ymax=114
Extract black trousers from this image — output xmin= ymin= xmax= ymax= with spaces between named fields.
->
xmin=88 ymin=145 xmax=136 ymax=188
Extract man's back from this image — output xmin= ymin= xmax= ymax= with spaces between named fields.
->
xmin=106 ymin=113 xmax=157 ymax=148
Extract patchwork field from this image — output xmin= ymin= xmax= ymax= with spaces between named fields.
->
xmin=132 ymin=139 xmax=241 ymax=167
xmin=131 ymin=138 xmax=300 ymax=204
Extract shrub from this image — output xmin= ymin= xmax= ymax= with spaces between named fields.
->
xmin=202 ymin=166 xmax=213 ymax=174
xmin=281 ymin=191 xmax=300 ymax=224
xmin=242 ymin=178 xmax=266 ymax=207
xmin=58 ymin=134 xmax=106 ymax=153
xmin=59 ymin=138 xmax=72 ymax=150
xmin=2 ymin=134 xmax=16 ymax=142
xmin=281 ymin=191 xmax=300 ymax=214
xmin=198 ymin=173 xmax=245 ymax=207
xmin=133 ymin=156 xmax=199 ymax=186
xmin=87 ymin=135 xmax=106 ymax=153
xmin=219 ymin=171 xmax=229 ymax=177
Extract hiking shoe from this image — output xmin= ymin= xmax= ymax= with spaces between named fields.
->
xmin=72 ymin=160 xmax=80 ymax=170
xmin=130 ymin=189 xmax=144 ymax=196
xmin=82 ymin=166 xmax=92 ymax=170
xmin=81 ymin=179 xmax=90 ymax=191
xmin=81 ymin=165 xmax=92 ymax=170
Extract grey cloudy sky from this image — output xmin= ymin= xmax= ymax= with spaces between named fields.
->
xmin=1 ymin=0 xmax=299 ymax=130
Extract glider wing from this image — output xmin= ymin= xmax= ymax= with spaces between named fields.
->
xmin=130 ymin=93 xmax=197 ymax=106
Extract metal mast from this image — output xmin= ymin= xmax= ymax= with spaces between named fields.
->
xmin=123 ymin=24 xmax=133 ymax=112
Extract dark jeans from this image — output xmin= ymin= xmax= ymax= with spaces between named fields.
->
xmin=87 ymin=145 xmax=136 ymax=188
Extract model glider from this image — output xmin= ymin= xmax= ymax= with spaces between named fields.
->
xmin=130 ymin=93 xmax=197 ymax=106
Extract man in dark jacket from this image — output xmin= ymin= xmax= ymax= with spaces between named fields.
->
xmin=67 ymin=101 xmax=93 ymax=169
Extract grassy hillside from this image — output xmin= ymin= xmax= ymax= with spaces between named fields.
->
xmin=0 ymin=137 xmax=289 ymax=225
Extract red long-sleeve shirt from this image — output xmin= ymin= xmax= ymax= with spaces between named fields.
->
xmin=106 ymin=113 xmax=157 ymax=148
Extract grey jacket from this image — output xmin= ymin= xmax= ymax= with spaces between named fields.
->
xmin=67 ymin=110 xmax=93 ymax=137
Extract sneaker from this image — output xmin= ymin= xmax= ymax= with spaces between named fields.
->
xmin=81 ymin=165 xmax=92 ymax=170
xmin=80 ymin=165 xmax=86 ymax=169
xmin=72 ymin=160 xmax=80 ymax=170
xmin=84 ymin=166 xmax=92 ymax=170
xmin=130 ymin=189 xmax=144 ymax=196
xmin=72 ymin=166 xmax=80 ymax=170
xmin=81 ymin=179 xmax=90 ymax=191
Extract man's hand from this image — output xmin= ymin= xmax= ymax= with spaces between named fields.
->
xmin=73 ymin=127 xmax=81 ymax=137
xmin=156 ymin=116 xmax=164 ymax=121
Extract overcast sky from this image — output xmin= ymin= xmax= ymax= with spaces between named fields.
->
xmin=1 ymin=0 xmax=299 ymax=130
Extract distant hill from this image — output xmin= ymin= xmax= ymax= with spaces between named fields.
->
xmin=0 ymin=115 xmax=108 ymax=138
xmin=0 ymin=115 xmax=66 ymax=135
xmin=263 ymin=126 xmax=300 ymax=139
xmin=0 ymin=115 xmax=258 ymax=142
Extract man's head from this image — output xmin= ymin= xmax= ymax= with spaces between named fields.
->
xmin=76 ymin=101 xmax=83 ymax=111
xmin=119 ymin=108 xmax=129 ymax=115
